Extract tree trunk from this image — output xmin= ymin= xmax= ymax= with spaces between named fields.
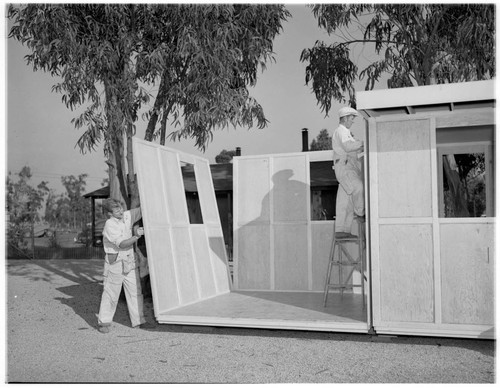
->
xmin=104 ymin=76 xmax=130 ymax=208
xmin=126 ymin=124 xmax=140 ymax=208
xmin=443 ymin=155 xmax=469 ymax=217
xmin=106 ymin=131 xmax=129 ymax=208
xmin=145 ymin=71 xmax=169 ymax=141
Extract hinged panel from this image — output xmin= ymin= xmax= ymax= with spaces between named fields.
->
xmin=133 ymin=138 xmax=231 ymax=316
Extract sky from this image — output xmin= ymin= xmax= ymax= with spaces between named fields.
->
xmin=5 ymin=4 xmax=380 ymax=196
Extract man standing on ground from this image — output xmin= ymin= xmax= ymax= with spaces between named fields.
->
xmin=97 ymin=198 xmax=154 ymax=333
xmin=332 ymin=107 xmax=365 ymax=239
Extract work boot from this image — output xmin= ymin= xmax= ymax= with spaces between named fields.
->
xmin=134 ymin=322 xmax=156 ymax=330
xmin=98 ymin=325 xmax=110 ymax=334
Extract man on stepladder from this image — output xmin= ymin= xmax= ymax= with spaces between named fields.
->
xmin=332 ymin=107 xmax=365 ymax=239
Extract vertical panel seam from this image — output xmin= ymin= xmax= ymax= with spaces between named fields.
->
xmin=430 ymin=116 xmax=442 ymax=325
xmin=233 ymin=158 xmax=239 ymax=290
xmin=165 ymin=152 xmax=184 ymax=305
xmin=269 ymin=156 xmax=275 ymax=290
xmin=306 ymin=153 xmax=313 ymax=291
xmin=369 ymin=117 xmax=381 ymax=325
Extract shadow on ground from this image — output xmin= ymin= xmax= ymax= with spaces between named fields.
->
xmin=7 ymin=259 xmax=495 ymax=358
xmin=7 ymin=259 xmax=102 ymax=284
xmin=7 ymin=259 xmax=154 ymax=330
xmin=145 ymin=324 xmax=495 ymax=357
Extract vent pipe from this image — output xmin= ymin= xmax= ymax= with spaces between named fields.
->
xmin=301 ymin=128 xmax=309 ymax=152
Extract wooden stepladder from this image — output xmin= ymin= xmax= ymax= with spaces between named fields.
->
xmin=323 ymin=219 xmax=366 ymax=307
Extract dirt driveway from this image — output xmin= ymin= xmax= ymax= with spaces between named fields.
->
xmin=5 ymin=259 xmax=495 ymax=383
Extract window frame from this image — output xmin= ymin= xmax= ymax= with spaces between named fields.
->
xmin=436 ymin=141 xmax=494 ymax=218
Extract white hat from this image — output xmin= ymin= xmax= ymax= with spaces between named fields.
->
xmin=338 ymin=107 xmax=359 ymax=118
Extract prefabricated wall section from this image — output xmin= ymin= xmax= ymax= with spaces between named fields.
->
xmin=133 ymin=141 xmax=370 ymax=333
xmin=358 ymin=80 xmax=495 ymax=339
xmin=133 ymin=139 xmax=231 ymax=317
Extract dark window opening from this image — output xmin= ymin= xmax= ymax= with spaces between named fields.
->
xmin=441 ymin=152 xmax=488 ymax=218
xmin=181 ymin=163 xmax=204 ymax=224
xmin=310 ymin=161 xmax=338 ymax=221
xmin=437 ymin=125 xmax=494 ymax=218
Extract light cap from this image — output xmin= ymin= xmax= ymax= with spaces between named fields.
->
xmin=338 ymin=107 xmax=359 ymax=118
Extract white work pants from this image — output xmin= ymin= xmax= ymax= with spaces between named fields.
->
xmin=98 ymin=262 xmax=145 ymax=328
xmin=334 ymin=157 xmax=365 ymax=233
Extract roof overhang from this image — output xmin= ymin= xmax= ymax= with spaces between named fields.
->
xmin=356 ymin=80 xmax=495 ymax=119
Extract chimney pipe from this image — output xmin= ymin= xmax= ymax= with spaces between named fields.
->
xmin=235 ymin=147 xmax=241 ymax=156
xmin=301 ymin=128 xmax=309 ymax=152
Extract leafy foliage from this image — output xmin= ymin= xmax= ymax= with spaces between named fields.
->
xmin=61 ymin=174 xmax=92 ymax=229
xmin=141 ymin=4 xmax=290 ymax=149
xmin=6 ymin=167 xmax=49 ymax=250
xmin=43 ymin=174 xmax=92 ymax=230
xmin=215 ymin=149 xmax=238 ymax=164
xmin=301 ymin=4 xmax=495 ymax=114
xmin=310 ymin=129 xmax=332 ymax=151
xmin=442 ymin=153 xmax=486 ymax=217
xmin=8 ymin=4 xmax=290 ymax=207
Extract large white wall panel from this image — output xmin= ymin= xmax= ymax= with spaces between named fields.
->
xmin=136 ymin=146 xmax=169 ymax=227
xmin=377 ymin=119 xmax=432 ymax=218
xmin=146 ymin=228 xmax=179 ymax=311
xmin=160 ymin=151 xmax=189 ymax=225
xmin=274 ymin=224 xmax=309 ymax=290
xmin=311 ymin=223 xmax=336 ymax=291
xmin=379 ymin=224 xmax=434 ymax=323
xmin=236 ymin=158 xmax=271 ymax=224
xmin=272 ymin=156 xmax=308 ymax=222
xmin=133 ymin=139 xmax=231 ymax=315
xmin=234 ymin=152 xmax=337 ymax=292
xmin=236 ymin=225 xmax=271 ymax=289
xmin=440 ymin=223 xmax=494 ymax=325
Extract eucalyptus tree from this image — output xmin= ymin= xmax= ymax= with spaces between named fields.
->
xmin=300 ymin=3 xmax=495 ymax=114
xmin=8 ymin=4 xmax=290 ymax=207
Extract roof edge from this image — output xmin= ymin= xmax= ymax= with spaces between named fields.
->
xmin=357 ymin=80 xmax=495 ymax=111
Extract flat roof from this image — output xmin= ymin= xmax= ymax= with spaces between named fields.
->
xmin=356 ymin=80 xmax=495 ymax=118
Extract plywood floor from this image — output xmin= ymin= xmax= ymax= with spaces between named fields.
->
xmin=156 ymin=291 xmax=368 ymax=333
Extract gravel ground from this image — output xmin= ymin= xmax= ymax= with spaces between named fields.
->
xmin=6 ymin=259 xmax=496 ymax=383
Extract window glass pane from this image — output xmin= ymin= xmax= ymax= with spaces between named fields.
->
xmin=441 ymin=153 xmax=486 ymax=217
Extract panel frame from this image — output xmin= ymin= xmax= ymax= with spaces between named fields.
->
xmin=368 ymin=113 xmax=495 ymax=339
xmin=234 ymin=152 xmax=321 ymax=291
xmin=436 ymin=142 xmax=494 ymax=218
xmin=133 ymin=138 xmax=231 ymax=317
